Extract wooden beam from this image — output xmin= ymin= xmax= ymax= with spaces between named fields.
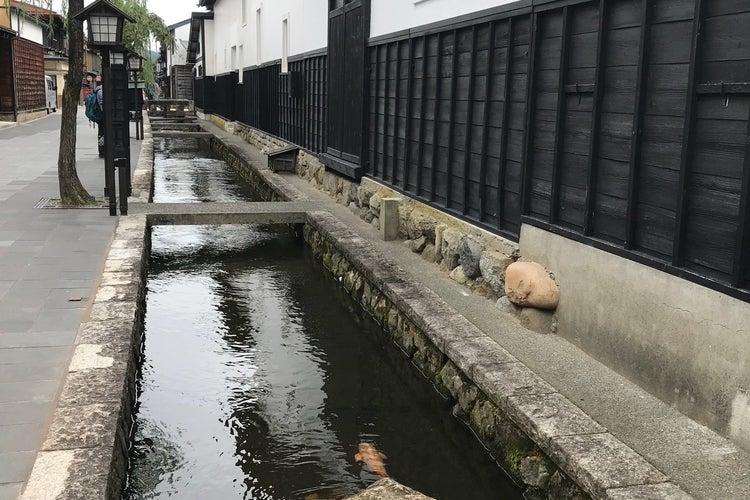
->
xmin=393 ymin=40 xmax=402 ymax=184
xmin=550 ymin=6 xmax=570 ymax=224
xmin=479 ymin=21 xmax=496 ymax=222
xmin=625 ymin=0 xmax=651 ymax=250
xmin=374 ymin=44 xmax=382 ymax=178
xmin=447 ymin=29 xmax=460 ymax=208
xmin=520 ymin=12 xmax=539 ymax=216
xmin=404 ymin=38 xmax=414 ymax=191
xmin=583 ymin=0 xmax=608 ymax=235
xmin=672 ymin=0 xmax=704 ymax=266
xmin=463 ymin=26 xmax=478 ymax=215
xmin=497 ymin=18 xmax=514 ymax=230
xmin=383 ymin=42 xmax=392 ymax=181
xmin=416 ymin=36 xmax=428 ymax=197
xmin=430 ymin=32 xmax=443 ymax=202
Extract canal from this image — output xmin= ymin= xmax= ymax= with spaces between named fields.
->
xmin=124 ymin=137 xmax=521 ymax=499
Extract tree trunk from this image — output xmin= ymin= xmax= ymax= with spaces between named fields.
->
xmin=57 ymin=0 xmax=95 ymax=207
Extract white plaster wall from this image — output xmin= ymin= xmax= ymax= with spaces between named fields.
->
xmin=208 ymin=0 xmax=327 ymax=74
xmin=371 ymin=0 xmax=517 ymax=38
xmin=14 ymin=11 xmax=44 ymax=45
xmin=168 ymin=22 xmax=191 ymax=72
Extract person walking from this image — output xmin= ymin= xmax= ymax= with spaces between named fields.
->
xmin=95 ymin=75 xmax=104 ymax=157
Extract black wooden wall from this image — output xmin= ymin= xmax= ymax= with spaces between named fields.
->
xmin=192 ymin=0 xmax=750 ymax=300
xmin=366 ymin=0 xmax=750 ymax=299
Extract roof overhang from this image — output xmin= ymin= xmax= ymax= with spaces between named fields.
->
xmin=187 ymin=12 xmax=213 ymax=64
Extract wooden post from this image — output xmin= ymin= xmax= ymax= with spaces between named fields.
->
xmin=672 ymin=0 xmax=704 ymax=266
xmin=479 ymin=21 xmax=496 ymax=222
xmin=625 ymin=0 xmax=651 ymax=250
xmin=550 ymin=6 xmax=570 ymax=224
xmin=583 ymin=0 xmax=608 ymax=235
xmin=463 ymin=26 xmax=478 ymax=214
xmin=520 ymin=12 xmax=538 ymax=216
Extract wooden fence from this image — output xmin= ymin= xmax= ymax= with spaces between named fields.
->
xmin=193 ymin=0 xmax=750 ymax=300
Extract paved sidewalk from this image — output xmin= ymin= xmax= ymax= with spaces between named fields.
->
xmin=0 ymin=110 xmax=139 ymax=499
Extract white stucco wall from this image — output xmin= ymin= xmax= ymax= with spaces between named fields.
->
xmin=370 ymin=0 xmax=517 ymax=38
xmin=167 ymin=21 xmax=191 ymax=73
xmin=208 ymin=0 xmax=327 ymax=75
xmin=13 ymin=10 xmax=44 ymax=45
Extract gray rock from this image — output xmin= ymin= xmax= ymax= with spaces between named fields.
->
xmin=405 ymin=236 xmax=427 ymax=253
xmin=364 ymin=210 xmax=376 ymax=223
xmin=349 ymin=202 xmax=360 ymax=215
xmin=421 ymin=243 xmax=437 ymax=263
xmin=459 ymin=236 xmax=483 ymax=278
xmin=519 ymin=455 xmax=552 ymax=489
xmin=405 ymin=210 xmax=437 ymax=241
xmin=480 ymin=250 xmax=515 ymax=297
xmin=358 ymin=184 xmax=376 ymax=207
xmin=440 ymin=228 xmax=462 ymax=270
xmin=345 ymin=478 xmax=435 ymax=499
xmin=345 ymin=181 xmax=359 ymax=205
xmin=371 ymin=216 xmax=380 ymax=230
xmin=496 ymin=296 xmax=519 ymax=315
xmin=518 ymin=307 xmax=558 ymax=334
xmin=369 ymin=193 xmax=383 ymax=212
xmin=449 ymin=266 xmax=469 ymax=285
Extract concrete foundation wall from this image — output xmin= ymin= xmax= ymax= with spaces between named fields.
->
xmin=519 ymin=224 xmax=750 ymax=452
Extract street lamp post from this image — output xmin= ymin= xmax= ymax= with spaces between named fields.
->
xmin=127 ymin=51 xmax=143 ymax=140
xmin=73 ymin=0 xmax=134 ymax=216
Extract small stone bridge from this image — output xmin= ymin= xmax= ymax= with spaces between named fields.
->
xmin=129 ymin=201 xmax=321 ymax=225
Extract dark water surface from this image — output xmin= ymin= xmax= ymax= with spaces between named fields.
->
xmin=125 ymin=138 xmax=521 ymax=499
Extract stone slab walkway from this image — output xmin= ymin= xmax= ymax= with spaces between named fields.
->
xmin=0 ymin=111 xmax=140 ymax=499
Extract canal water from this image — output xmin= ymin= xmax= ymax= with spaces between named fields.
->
xmin=125 ymin=138 xmax=521 ymax=499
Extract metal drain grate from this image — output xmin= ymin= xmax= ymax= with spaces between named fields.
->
xmin=35 ymin=197 xmax=108 ymax=209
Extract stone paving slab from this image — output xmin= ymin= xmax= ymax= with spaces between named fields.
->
xmin=549 ymin=433 xmax=668 ymax=498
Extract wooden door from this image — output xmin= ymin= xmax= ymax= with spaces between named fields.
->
xmin=326 ymin=0 xmax=368 ymax=178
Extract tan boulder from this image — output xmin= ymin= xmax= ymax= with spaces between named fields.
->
xmin=504 ymin=262 xmax=559 ymax=310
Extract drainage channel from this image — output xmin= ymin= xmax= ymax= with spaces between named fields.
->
xmin=124 ymin=134 xmax=522 ymax=498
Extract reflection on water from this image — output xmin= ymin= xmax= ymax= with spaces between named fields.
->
xmin=125 ymin=137 xmax=521 ymax=499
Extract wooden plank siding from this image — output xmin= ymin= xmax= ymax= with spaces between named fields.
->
xmin=362 ymin=0 xmax=750 ymax=298
xmin=195 ymin=0 xmax=750 ymax=299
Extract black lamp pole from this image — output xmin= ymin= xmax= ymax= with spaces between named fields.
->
xmin=101 ymin=49 xmax=117 ymax=216
xmin=72 ymin=0 xmax=134 ymax=217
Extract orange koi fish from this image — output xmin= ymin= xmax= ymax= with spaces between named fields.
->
xmin=354 ymin=442 xmax=388 ymax=477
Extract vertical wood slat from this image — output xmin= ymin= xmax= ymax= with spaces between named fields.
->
xmin=672 ymin=0 xmax=704 ymax=266
xmin=393 ymin=40 xmax=402 ymax=184
xmin=520 ymin=13 xmax=538 ymax=215
xmin=549 ymin=6 xmax=570 ymax=224
xmin=404 ymin=38 xmax=414 ymax=191
xmin=462 ymin=26 xmax=478 ymax=214
xmin=733 ymin=107 xmax=750 ymax=287
xmin=479 ymin=21 xmax=497 ymax=222
xmin=625 ymin=0 xmax=651 ymax=250
xmin=430 ymin=32 xmax=443 ymax=202
xmin=416 ymin=36 xmax=428 ymax=196
xmin=384 ymin=42 xmax=392 ymax=181
xmin=374 ymin=45 xmax=382 ymax=177
xmin=447 ymin=30 xmax=459 ymax=207
xmin=497 ymin=18 xmax=514 ymax=229
xmin=583 ymin=0 xmax=608 ymax=235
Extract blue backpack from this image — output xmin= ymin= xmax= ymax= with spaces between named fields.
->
xmin=85 ymin=90 xmax=103 ymax=123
